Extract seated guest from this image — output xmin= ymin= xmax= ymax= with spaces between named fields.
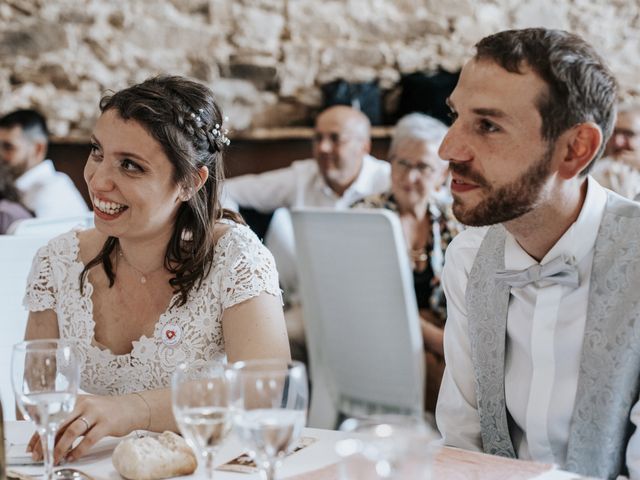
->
xmin=435 ymin=28 xmax=640 ymax=479
xmin=0 ymin=161 xmax=33 ymax=233
xmin=591 ymin=103 xmax=640 ymax=199
xmin=24 ymin=76 xmax=290 ymax=463
xmin=0 ymin=109 xmax=89 ymax=218
xmin=223 ymin=105 xmax=390 ymax=352
xmin=352 ymin=113 xmax=457 ymax=412
xmin=223 ymin=105 xmax=390 ymax=212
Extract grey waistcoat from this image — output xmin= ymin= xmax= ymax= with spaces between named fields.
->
xmin=466 ymin=191 xmax=640 ymax=480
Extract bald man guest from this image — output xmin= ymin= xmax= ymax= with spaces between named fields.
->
xmin=223 ymin=105 xmax=390 ymax=211
xmin=222 ymin=106 xmax=390 ymax=350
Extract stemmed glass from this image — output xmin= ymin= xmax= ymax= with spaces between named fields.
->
xmin=11 ymin=339 xmax=80 ymax=480
xmin=227 ymin=359 xmax=308 ymax=480
xmin=172 ymin=361 xmax=232 ymax=479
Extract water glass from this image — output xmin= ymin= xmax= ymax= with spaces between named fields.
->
xmin=227 ymin=359 xmax=308 ymax=480
xmin=172 ymin=361 xmax=231 ymax=479
xmin=11 ymin=339 xmax=80 ymax=480
xmin=336 ymin=413 xmax=440 ymax=479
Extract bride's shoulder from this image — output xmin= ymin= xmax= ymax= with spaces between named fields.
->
xmin=76 ymin=228 xmax=109 ymax=264
xmin=212 ymin=222 xmax=234 ymax=245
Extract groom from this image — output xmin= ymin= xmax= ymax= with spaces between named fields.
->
xmin=435 ymin=28 xmax=640 ymax=480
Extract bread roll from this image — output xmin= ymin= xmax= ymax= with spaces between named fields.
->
xmin=112 ymin=431 xmax=197 ymax=480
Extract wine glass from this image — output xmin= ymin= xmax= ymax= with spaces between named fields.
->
xmin=11 ymin=339 xmax=80 ymax=480
xmin=171 ymin=360 xmax=232 ymax=479
xmin=336 ymin=413 xmax=440 ymax=479
xmin=227 ymin=359 xmax=308 ymax=480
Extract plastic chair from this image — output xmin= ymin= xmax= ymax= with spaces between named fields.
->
xmin=0 ymin=235 xmax=52 ymax=420
xmin=7 ymin=213 xmax=94 ymax=236
xmin=292 ymin=209 xmax=425 ymax=429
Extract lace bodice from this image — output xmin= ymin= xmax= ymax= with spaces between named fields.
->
xmin=24 ymin=222 xmax=281 ymax=395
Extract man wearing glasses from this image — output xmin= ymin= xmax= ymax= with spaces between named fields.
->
xmin=222 ymin=105 xmax=389 ymax=212
xmin=222 ymin=105 xmax=390 ymax=355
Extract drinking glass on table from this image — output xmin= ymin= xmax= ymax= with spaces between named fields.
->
xmin=337 ymin=413 xmax=441 ymax=479
xmin=11 ymin=339 xmax=80 ymax=480
xmin=227 ymin=359 xmax=308 ymax=480
xmin=172 ymin=360 xmax=232 ymax=479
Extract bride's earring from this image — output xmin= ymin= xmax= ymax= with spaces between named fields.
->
xmin=179 ymin=188 xmax=192 ymax=202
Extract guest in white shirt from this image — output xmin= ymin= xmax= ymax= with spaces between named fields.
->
xmin=223 ymin=106 xmax=390 ymax=343
xmin=434 ymin=28 xmax=640 ymax=480
xmin=223 ymin=105 xmax=390 ymax=213
xmin=0 ymin=109 xmax=88 ymax=218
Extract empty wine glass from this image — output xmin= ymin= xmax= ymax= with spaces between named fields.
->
xmin=172 ymin=360 xmax=231 ymax=479
xmin=336 ymin=413 xmax=440 ymax=479
xmin=11 ymin=339 xmax=80 ymax=480
xmin=227 ymin=359 xmax=308 ymax=480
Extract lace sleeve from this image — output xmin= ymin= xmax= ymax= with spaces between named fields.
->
xmin=23 ymin=242 xmax=57 ymax=312
xmin=218 ymin=225 xmax=282 ymax=310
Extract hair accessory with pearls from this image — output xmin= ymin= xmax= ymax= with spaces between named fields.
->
xmin=190 ymin=109 xmax=231 ymax=146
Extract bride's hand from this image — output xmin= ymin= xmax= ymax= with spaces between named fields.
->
xmin=27 ymin=392 xmax=146 ymax=464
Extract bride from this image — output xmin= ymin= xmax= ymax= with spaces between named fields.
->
xmin=23 ymin=75 xmax=290 ymax=463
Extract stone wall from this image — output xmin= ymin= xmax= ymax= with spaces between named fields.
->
xmin=0 ymin=0 xmax=639 ymax=138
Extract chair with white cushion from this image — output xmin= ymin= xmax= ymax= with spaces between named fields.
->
xmin=292 ymin=209 xmax=425 ymax=429
xmin=7 ymin=213 xmax=94 ymax=236
xmin=0 ymin=235 xmax=52 ymax=420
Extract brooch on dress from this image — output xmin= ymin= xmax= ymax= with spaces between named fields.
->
xmin=161 ymin=323 xmax=182 ymax=346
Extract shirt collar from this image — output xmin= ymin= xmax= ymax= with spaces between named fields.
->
xmin=15 ymin=159 xmax=56 ymax=191
xmin=505 ymin=176 xmax=607 ymax=269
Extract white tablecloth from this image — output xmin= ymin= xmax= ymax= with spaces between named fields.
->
xmin=6 ymin=421 xmax=344 ymax=479
xmin=5 ymin=421 xmax=586 ymax=480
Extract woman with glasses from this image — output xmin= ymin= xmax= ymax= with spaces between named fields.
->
xmin=352 ymin=113 xmax=459 ymax=412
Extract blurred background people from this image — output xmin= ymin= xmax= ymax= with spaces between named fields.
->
xmin=591 ymin=103 xmax=640 ymax=199
xmin=222 ymin=105 xmax=390 ymax=357
xmin=223 ymin=105 xmax=389 ymax=212
xmin=0 ymin=109 xmax=88 ymax=218
xmin=0 ymin=161 xmax=33 ymax=233
xmin=352 ymin=113 xmax=458 ymax=412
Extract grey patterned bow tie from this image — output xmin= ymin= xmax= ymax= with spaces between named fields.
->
xmin=495 ymin=254 xmax=579 ymax=289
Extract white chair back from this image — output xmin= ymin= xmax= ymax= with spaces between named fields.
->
xmin=7 ymin=213 xmax=94 ymax=236
xmin=0 ymin=235 xmax=52 ymax=420
xmin=264 ymin=208 xmax=298 ymax=302
xmin=292 ymin=209 xmax=425 ymax=428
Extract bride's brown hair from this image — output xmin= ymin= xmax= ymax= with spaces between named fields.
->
xmin=80 ymin=75 xmax=243 ymax=307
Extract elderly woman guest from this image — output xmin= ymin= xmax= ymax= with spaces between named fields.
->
xmin=0 ymin=161 xmax=33 ymax=233
xmin=353 ymin=113 xmax=456 ymax=411
xmin=24 ymin=76 xmax=290 ymax=463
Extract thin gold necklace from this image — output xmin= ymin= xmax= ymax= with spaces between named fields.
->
xmin=117 ymin=244 xmax=166 ymax=284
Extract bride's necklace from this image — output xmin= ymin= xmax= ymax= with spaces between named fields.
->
xmin=117 ymin=244 xmax=166 ymax=284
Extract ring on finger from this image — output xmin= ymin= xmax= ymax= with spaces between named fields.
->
xmin=79 ymin=416 xmax=91 ymax=434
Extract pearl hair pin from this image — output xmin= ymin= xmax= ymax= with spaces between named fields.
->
xmin=190 ymin=109 xmax=231 ymax=145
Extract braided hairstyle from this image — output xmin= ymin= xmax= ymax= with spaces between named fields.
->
xmin=80 ymin=75 xmax=243 ymax=307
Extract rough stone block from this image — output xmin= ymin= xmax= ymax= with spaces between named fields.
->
xmin=230 ymin=5 xmax=284 ymax=55
xmin=0 ymin=23 xmax=67 ymax=57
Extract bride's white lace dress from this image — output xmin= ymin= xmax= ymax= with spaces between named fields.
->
xmin=24 ymin=222 xmax=281 ymax=395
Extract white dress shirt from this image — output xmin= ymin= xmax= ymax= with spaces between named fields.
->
xmin=436 ymin=177 xmax=640 ymax=477
xmin=15 ymin=160 xmax=89 ymax=218
xmin=221 ymin=155 xmax=391 ymax=212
